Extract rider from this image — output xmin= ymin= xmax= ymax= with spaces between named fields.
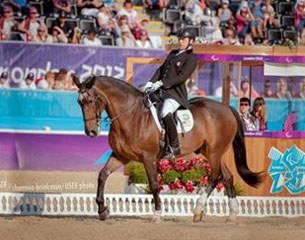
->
xmin=143 ymin=28 xmax=198 ymax=159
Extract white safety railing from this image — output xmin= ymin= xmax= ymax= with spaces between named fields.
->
xmin=0 ymin=193 xmax=305 ymax=218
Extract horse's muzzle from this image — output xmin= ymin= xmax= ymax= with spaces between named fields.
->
xmin=89 ymin=130 xmax=98 ymax=137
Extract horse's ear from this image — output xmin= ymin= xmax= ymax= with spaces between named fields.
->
xmin=71 ymin=74 xmax=81 ymax=89
xmin=83 ymin=76 xmax=96 ymax=89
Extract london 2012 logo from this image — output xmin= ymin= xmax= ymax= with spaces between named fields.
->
xmin=268 ymin=145 xmax=305 ymax=195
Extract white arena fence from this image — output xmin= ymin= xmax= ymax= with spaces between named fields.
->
xmin=0 ymin=192 xmax=305 ymax=218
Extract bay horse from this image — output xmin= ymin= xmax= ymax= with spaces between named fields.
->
xmin=72 ymin=75 xmax=263 ymax=222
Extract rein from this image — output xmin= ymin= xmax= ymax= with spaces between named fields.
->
xmin=104 ymin=95 xmax=143 ymax=125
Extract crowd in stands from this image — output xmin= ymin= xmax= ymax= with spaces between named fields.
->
xmin=1 ymin=0 xmax=305 ymax=47
xmin=0 ymin=69 xmax=78 ymax=90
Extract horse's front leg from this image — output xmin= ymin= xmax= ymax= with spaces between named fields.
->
xmin=96 ymin=154 xmax=123 ymax=220
xmin=143 ymin=157 xmax=161 ymax=223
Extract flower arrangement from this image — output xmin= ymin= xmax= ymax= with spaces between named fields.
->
xmin=157 ymin=156 xmax=223 ymax=194
xmin=125 ymin=156 xmax=224 ymax=194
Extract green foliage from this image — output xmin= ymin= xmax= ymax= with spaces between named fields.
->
xmin=162 ymin=170 xmax=181 ymax=184
xmin=181 ymin=168 xmax=206 ymax=185
xmin=224 ymin=183 xmax=244 ymax=196
xmin=126 ymin=162 xmax=148 ymax=184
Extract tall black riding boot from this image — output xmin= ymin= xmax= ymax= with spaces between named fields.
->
xmin=162 ymin=113 xmax=181 ymax=159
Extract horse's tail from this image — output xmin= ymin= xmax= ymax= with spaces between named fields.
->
xmin=229 ymin=106 xmax=264 ymax=188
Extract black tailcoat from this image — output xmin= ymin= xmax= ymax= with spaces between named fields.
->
xmin=150 ymin=48 xmax=198 ymax=108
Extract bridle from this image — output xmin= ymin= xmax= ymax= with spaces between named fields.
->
xmin=79 ymin=89 xmax=104 ymax=126
xmin=79 ymin=88 xmax=142 ymax=126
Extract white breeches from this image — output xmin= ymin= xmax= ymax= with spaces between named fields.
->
xmin=161 ymin=98 xmax=180 ymax=118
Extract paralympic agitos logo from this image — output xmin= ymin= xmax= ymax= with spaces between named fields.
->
xmin=268 ymin=145 xmax=305 ymax=195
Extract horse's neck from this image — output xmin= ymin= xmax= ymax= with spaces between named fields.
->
xmin=97 ymin=81 xmax=146 ymax=131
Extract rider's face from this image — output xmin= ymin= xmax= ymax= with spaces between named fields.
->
xmin=179 ymin=37 xmax=192 ymax=50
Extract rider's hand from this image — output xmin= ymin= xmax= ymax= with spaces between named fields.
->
xmin=152 ymin=81 xmax=163 ymax=91
xmin=143 ymin=81 xmax=153 ymax=92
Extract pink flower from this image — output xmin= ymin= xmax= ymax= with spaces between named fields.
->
xmin=168 ymin=183 xmax=177 ymax=190
xmin=174 ymin=179 xmax=183 ymax=189
xmin=200 ymin=176 xmax=209 ymax=187
xmin=174 ymin=158 xmax=188 ymax=172
xmin=158 ymin=159 xmax=173 ymax=174
xmin=184 ymin=180 xmax=195 ymax=193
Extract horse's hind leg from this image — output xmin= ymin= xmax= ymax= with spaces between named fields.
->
xmin=193 ymin=153 xmax=222 ymax=223
xmin=96 ymin=154 xmax=123 ymax=220
xmin=221 ymin=162 xmax=238 ymax=222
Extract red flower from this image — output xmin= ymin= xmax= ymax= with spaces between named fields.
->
xmin=174 ymin=179 xmax=183 ymax=189
xmin=158 ymin=159 xmax=173 ymax=174
xmin=157 ymin=157 xmax=214 ymax=194
xmin=184 ymin=180 xmax=195 ymax=193
xmin=168 ymin=183 xmax=177 ymax=190
xmin=174 ymin=158 xmax=188 ymax=172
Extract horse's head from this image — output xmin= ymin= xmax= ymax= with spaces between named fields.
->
xmin=72 ymin=75 xmax=106 ymax=138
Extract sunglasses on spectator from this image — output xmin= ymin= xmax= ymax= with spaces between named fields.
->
xmin=240 ymin=103 xmax=249 ymax=106
xmin=255 ymin=103 xmax=264 ymax=106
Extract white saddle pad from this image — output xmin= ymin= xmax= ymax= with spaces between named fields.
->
xmin=150 ymin=104 xmax=194 ymax=133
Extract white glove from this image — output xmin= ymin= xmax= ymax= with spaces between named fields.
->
xmin=143 ymin=81 xmax=153 ymax=91
xmin=152 ymin=81 xmax=163 ymax=91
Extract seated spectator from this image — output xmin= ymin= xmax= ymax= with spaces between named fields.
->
xmin=0 ymin=6 xmax=17 ymax=41
xmin=114 ymin=15 xmax=131 ymax=37
xmin=239 ymin=79 xmax=260 ymax=98
xmin=96 ymin=4 xmax=112 ymax=30
xmin=133 ymin=16 xmax=150 ymax=40
xmin=239 ymin=97 xmax=258 ymax=131
xmin=68 ymin=26 xmax=82 ymax=44
xmin=249 ymin=0 xmax=264 ymax=39
xmin=184 ymin=0 xmax=211 ymax=25
xmin=116 ymin=25 xmax=135 ymax=47
xmin=82 ymin=29 xmax=102 ymax=46
xmin=262 ymin=0 xmax=279 ymax=28
xmin=222 ymin=28 xmax=240 ymax=45
xmin=217 ymin=0 xmax=232 ymax=26
xmin=275 ymin=78 xmax=292 ymax=99
xmin=295 ymin=0 xmax=305 ymax=34
xmin=32 ymin=25 xmax=53 ymax=43
xmin=295 ymin=78 xmax=305 ymax=98
xmin=52 ymin=11 xmax=73 ymax=36
xmin=205 ymin=17 xmax=224 ymax=43
xmin=50 ymin=26 xmax=68 ymax=43
xmin=117 ymin=0 xmax=139 ymax=28
xmin=18 ymin=7 xmax=41 ymax=42
xmin=135 ymin=30 xmax=152 ymax=48
xmin=77 ymin=0 xmax=102 ymax=17
xmin=7 ymin=0 xmax=28 ymax=15
xmin=53 ymin=0 xmax=72 ymax=14
xmin=0 ymin=71 xmax=10 ymax=89
xmin=250 ymin=97 xmax=267 ymax=131
xmin=20 ymin=72 xmax=37 ymax=90
xmin=236 ymin=2 xmax=257 ymax=40
xmin=260 ymin=79 xmax=274 ymax=98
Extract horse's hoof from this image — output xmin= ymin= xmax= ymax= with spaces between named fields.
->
xmin=193 ymin=211 xmax=203 ymax=223
xmin=98 ymin=207 xmax=109 ymax=221
xmin=225 ymin=215 xmax=238 ymax=224
xmin=151 ymin=216 xmax=161 ymax=224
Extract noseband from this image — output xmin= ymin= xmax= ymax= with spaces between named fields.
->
xmin=79 ymin=89 xmax=104 ymax=126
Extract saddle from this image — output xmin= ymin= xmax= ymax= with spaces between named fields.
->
xmin=143 ymin=90 xmax=194 ymax=134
